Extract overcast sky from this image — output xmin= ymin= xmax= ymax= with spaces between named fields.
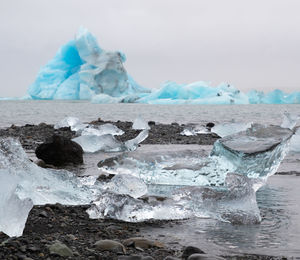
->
xmin=0 ymin=0 xmax=299 ymax=97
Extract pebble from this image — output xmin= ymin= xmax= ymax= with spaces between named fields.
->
xmin=94 ymin=239 xmax=126 ymax=253
xmin=163 ymin=257 xmax=181 ymax=260
xmin=187 ymin=254 xmax=225 ymax=260
xmin=48 ymin=240 xmax=74 ymax=257
xmin=182 ymin=246 xmax=205 ymax=260
xmin=123 ymin=237 xmax=164 ymax=250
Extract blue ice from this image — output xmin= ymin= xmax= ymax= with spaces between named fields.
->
xmin=28 ymin=27 xmax=300 ymax=104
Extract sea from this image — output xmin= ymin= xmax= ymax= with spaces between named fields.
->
xmin=1 ymin=100 xmax=300 ymax=258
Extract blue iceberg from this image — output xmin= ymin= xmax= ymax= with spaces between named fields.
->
xmin=28 ymin=27 xmax=150 ymax=101
xmin=28 ymin=27 xmax=300 ymax=104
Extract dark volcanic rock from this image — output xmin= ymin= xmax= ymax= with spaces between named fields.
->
xmin=182 ymin=246 xmax=205 ymax=260
xmin=35 ymin=135 xmax=83 ymax=166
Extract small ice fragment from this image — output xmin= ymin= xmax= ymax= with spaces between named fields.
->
xmin=0 ymin=172 xmax=33 ymax=237
xmin=106 ymin=174 xmax=147 ymax=198
xmin=124 ymin=130 xmax=149 ymax=151
xmin=73 ymin=134 xmax=123 ymax=153
xmin=180 ymin=126 xmax=209 ymax=136
xmin=290 ymin=127 xmax=300 ymax=153
xmin=54 ymin=117 xmax=87 ymax=132
xmin=280 ymin=111 xmax=299 ymax=130
xmin=180 ymin=128 xmax=196 ymax=136
xmin=81 ymin=124 xmax=124 ymax=136
xmin=211 ymin=122 xmax=252 ymax=137
xmin=132 ymin=117 xmax=150 ymax=130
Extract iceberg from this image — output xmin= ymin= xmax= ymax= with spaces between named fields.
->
xmin=28 ymin=27 xmax=150 ymax=101
xmin=28 ymin=27 xmax=300 ymax=104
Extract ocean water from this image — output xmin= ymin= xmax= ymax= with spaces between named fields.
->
xmin=1 ymin=100 xmax=300 ymax=258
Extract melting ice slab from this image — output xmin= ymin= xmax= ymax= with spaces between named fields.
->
xmin=90 ymin=124 xmax=293 ymax=224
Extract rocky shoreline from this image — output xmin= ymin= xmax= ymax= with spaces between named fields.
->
xmin=0 ymin=120 xmax=292 ymax=259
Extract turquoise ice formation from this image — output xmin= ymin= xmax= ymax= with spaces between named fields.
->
xmin=28 ymin=27 xmax=300 ymax=104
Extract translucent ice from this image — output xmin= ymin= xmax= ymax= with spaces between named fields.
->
xmin=290 ymin=127 xmax=300 ymax=153
xmin=87 ymin=173 xmax=262 ymax=224
xmin=91 ymin=124 xmax=293 ymax=224
xmin=73 ymin=130 xmax=148 ymax=153
xmin=54 ymin=116 xmax=87 ymax=132
xmin=73 ymin=134 xmax=123 ymax=153
xmin=105 ymin=174 xmax=147 ymax=198
xmin=280 ymin=112 xmax=299 ymax=130
xmin=0 ymin=138 xmax=99 ymax=206
xmin=0 ymin=172 xmax=33 ymax=237
xmin=132 ymin=117 xmax=150 ymax=130
xmin=180 ymin=125 xmax=210 ymax=136
xmin=211 ymin=122 xmax=252 ymax=137
xmin=81 ymin=124 xmax=124 ymax=136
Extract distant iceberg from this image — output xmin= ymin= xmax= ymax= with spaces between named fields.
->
xmin=28 ymin=27 xmax=300 ymax=104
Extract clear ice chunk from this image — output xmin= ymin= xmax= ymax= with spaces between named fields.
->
xmin=290 ymin=127 xmax=300 ymax=153
xmin=124 ymin=130 xmax=149 ymax=151
xmin=211 ymin=122 xmax=252 ymax=137
xmin=280 ymin=111 xmax=299 ymax=130
xmin=89 ymin=124 xmax=293 ymax=224
xmin=0 ymin=138 xmax=99 ymax=206
xmin=73 ymin=130 xmax=148 ymax=153
xmin=87 ymin=173 xmax=262 ymax=224
xmin=54 ymin=116 xmax=87 ymax=132
xmin=132 ymin=117 xmax=150 ymax=130
xmin=180 ymin=125 xmax=210 ymax=136
xmin=211 ymin=124 xmax=293 ymax=179
xmin=73 ymin=134 xmax=123 ymax=153
xmin=105 ymin=174 xmax=147 ymax=198
xmin=81 ymin=123 xmax=124 ymax=136
xmin=0 ymin=172 xmax=33 ymax=237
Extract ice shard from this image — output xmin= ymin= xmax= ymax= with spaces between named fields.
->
xmin=0 ymin=138 xmax=99 ymax=206
xmin=105 ymin=174 xmax=148 ymax=199
xmin=290 ymin=127 xmax=300 ymax=153
xmin=280 ymin=111 xmax=299 ymax=130
xmin=73 ymin=130 xmax=148 ymax=153
xmin=211 ymin=122 xmax=252 ymax=137
xmin=81 ymin=124 xmax=124 ymax=136
xmin=73 ymin=134 xmax=123 ymax=153
xmin=180 ymin=125 xmax=210 ymax=136
xmin=132 ymin=117 xmax=150 ymax=130
xmin=0 ymin=172 xmax=33 ymax=237
xmin=54 ymin=116 xmax=87 ymax=132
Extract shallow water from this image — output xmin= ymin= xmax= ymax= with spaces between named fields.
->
xmin=1 ymin=101 xmax=300 ymax=257
xmin=141 ymin=175 xmax=300 ymax=258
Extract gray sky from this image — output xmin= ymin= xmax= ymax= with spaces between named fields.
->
xmin=0 ymin=0 xmax=299 ymax=97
